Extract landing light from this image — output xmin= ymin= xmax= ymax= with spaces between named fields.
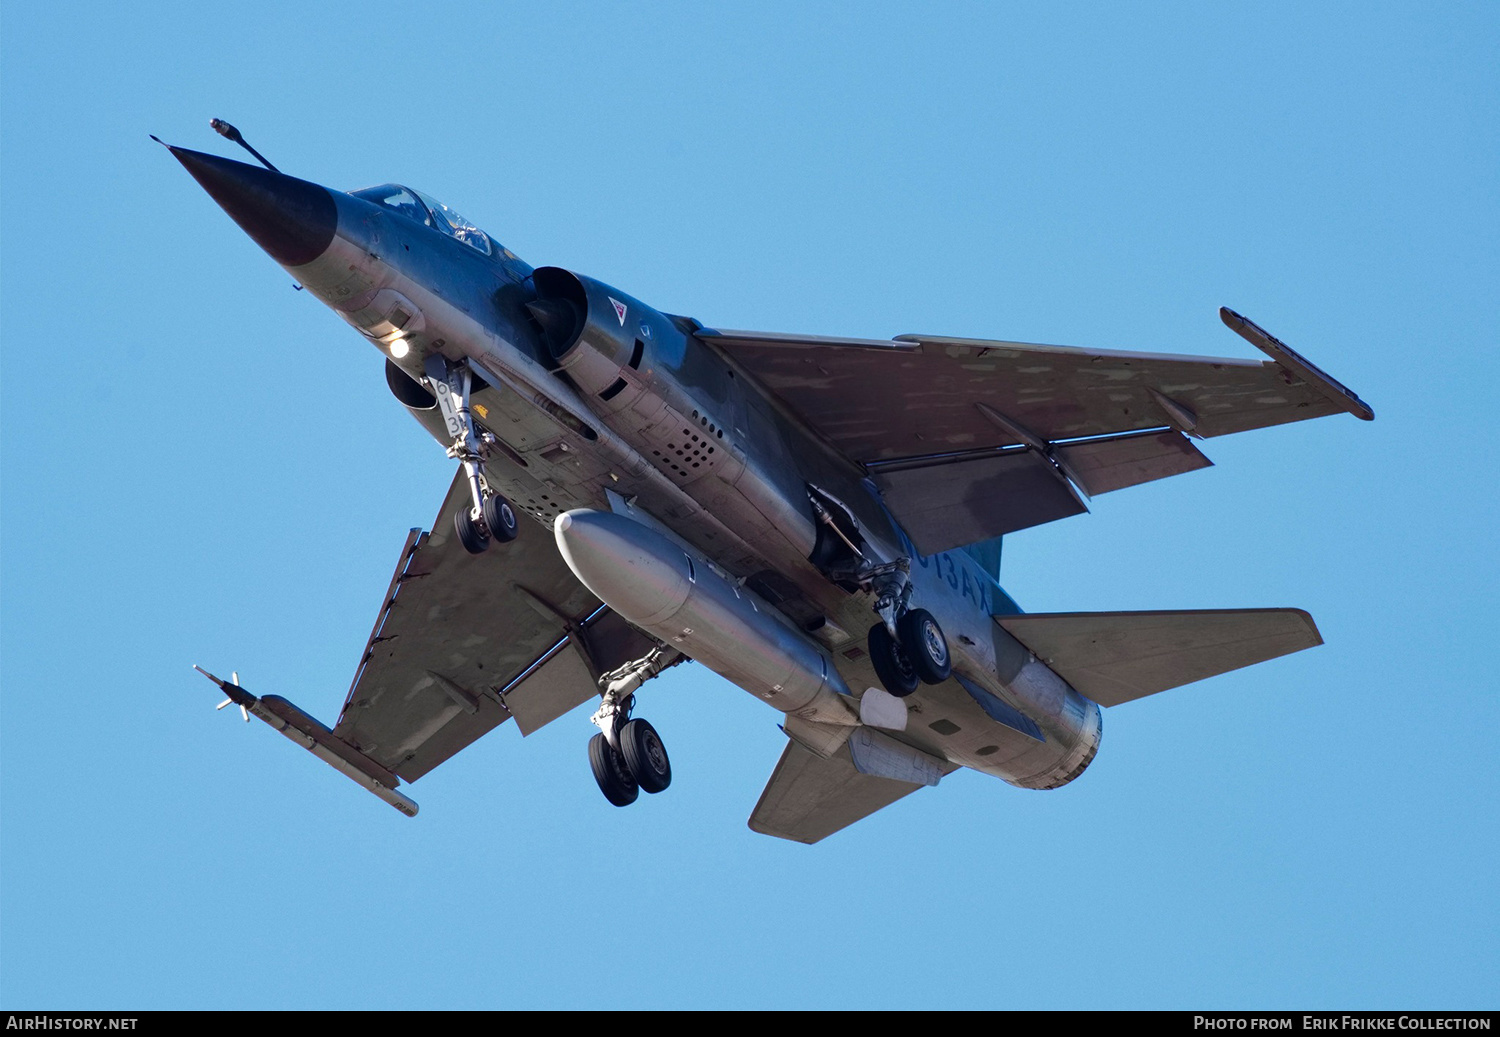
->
xmin=389 ymin=337 xmax=411 ymax=359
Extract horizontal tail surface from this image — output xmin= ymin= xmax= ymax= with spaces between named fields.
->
xmin=996 ymin=608 xmax=1322 ymax=707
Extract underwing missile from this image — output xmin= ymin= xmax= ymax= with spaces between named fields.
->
xmin=194 ymin=666 xmax=418 ymax=816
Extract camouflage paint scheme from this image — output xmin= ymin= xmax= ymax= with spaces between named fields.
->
xmin=175 ymin=143 xmax=1366 ymax=841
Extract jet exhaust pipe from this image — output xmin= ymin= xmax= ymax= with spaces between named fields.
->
xmin=554 ymin=509 xmax=859 ymax=726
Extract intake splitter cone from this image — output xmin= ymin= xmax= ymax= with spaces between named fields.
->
xmin=169 ymin=146 xmax=337 ymax=267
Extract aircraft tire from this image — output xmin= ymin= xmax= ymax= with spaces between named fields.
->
xmin=899 ymin=608 xmax=952 ymax=684
xmin=619 ymin=719 xmax=672 ymax=794
xmin=483 ymin=494 xmax=519 ymax=543
xmin=588 ymin=733 xmax=639 ymax=807
xmin=868 ymin=622 xmax=920 ymax=698
xmin=454 ymin=508 xmax=490 ymax=555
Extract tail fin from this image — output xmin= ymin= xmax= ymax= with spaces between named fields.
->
xmin=962 ymin=536 xmax=1003 ymax=581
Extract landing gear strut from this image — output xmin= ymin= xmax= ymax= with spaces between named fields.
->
xmin=424 ymin=354 xmax=518 ymax=555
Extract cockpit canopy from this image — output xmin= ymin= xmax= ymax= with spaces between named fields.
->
xmin=350 ymin=184 xmax=494 ymax=256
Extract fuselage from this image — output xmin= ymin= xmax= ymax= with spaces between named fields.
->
xmin=185 ymin=151 xmax=1102 ymax=790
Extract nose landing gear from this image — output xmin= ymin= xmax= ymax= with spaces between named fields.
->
xmin=423 ymin=354 xmax=519 ymax=555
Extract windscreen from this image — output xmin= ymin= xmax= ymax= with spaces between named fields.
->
xmin=414 ymin=190 xmax=492 ymax=255
xmin=350 ymin=184 xmax=495 ymax=257
xmin=351 ymin=184 xmax=432 ymax=227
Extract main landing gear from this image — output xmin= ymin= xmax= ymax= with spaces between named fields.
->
xmin=589 ymin=719 xmax=671 ymax=806
xmin=866 ymin=569 xmax=952 ymax=698
xmin=807 ymin=489 xmax=952 ymax=699
xmin=423 ymin=354 xmax=519 ymax=555
xmin=587 ymin=648 xmax=675 ymax=807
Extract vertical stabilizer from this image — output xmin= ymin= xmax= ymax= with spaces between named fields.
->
xmin=962 ymin=536 xmax=1004 ymax=581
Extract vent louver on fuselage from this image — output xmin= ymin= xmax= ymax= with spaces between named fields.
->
xmin=647 ymin=413 xmax=722 ymax=482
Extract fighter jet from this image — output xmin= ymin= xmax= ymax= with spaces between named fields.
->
xmin=171 ymin=123 xmax=1373 ymax=842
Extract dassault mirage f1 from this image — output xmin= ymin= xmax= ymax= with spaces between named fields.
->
xmin=173 ymin=123 xmax=1373 ymax=842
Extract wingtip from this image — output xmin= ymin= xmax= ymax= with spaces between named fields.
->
xmin=1219 ymin=306 xmax=1248 ymax=332
xmin=1218 ymin=306 xmax=1375 ymax=422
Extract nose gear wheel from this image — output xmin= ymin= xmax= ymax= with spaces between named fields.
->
xmin=483 ymin=494 xmax=519 ymax=543
xmin=454 ymin=507 xmax=490 ymax=554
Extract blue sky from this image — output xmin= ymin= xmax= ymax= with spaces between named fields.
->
xmin=2 ymin=0 xmax=1496 ymax=1010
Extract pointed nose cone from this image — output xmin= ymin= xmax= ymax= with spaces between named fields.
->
xmin=169 ymin=146 xmax=337 ymax=267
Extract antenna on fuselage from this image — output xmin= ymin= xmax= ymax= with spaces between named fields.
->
xmin=209 ymin=118 xmax=280 ymax=173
